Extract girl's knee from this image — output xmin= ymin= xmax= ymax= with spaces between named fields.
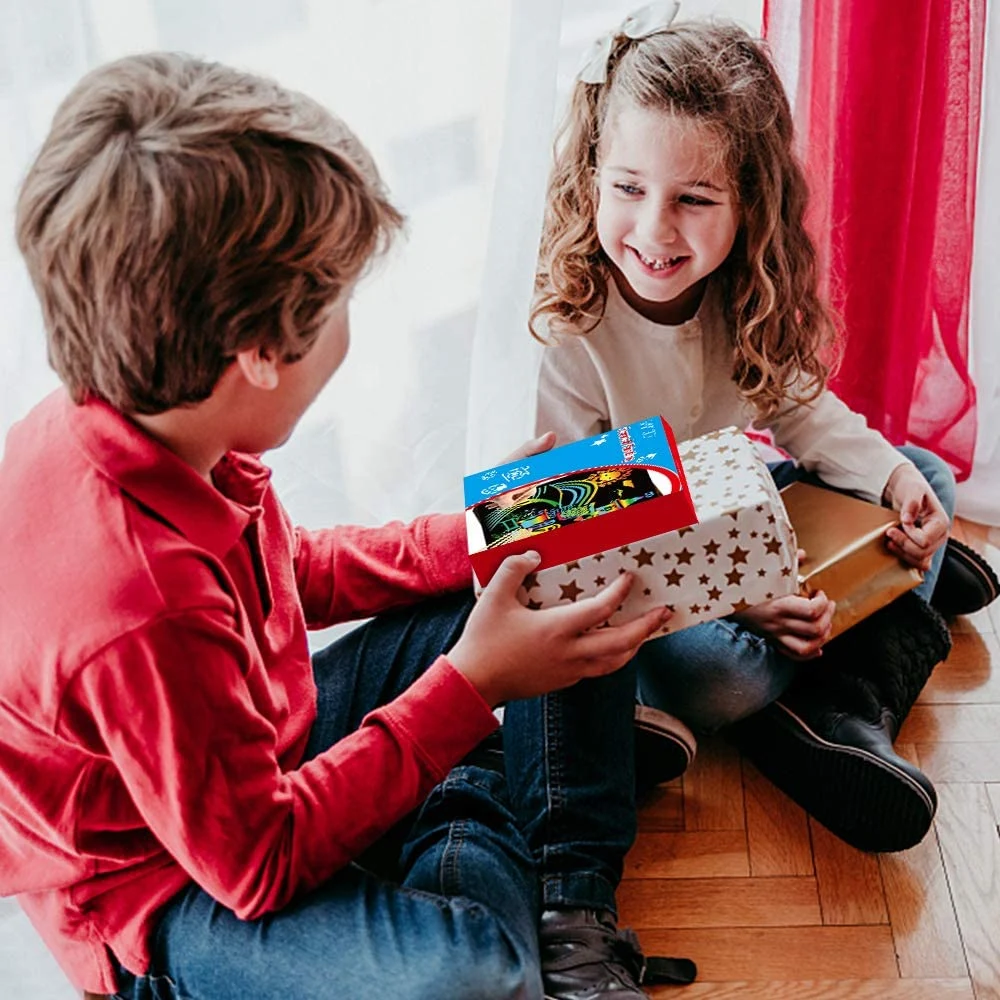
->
xmin=899 ymin=445 xmax=956 ymax=517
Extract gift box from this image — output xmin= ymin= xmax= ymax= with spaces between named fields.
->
xmin=465 ymin=417 xmax=697 ymax=587
xmin=467 ymin=424 xmax=798 ymax=636
xmin=780 ymin=481 xmax=923 ymax=640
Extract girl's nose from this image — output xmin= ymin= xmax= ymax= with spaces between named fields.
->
xmin=637 ymin=204 xmax=678 ymax=245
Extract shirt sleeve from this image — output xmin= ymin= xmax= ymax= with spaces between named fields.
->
xmin=293 ymin=513 xmax=472 ymax=629
xmin=535 ymin=339 xmax=610 ymax=446
xmin=764 ymin=386 xmax=912 ymax=504
xmin=60 ymin=609 xmax=497 ymax=920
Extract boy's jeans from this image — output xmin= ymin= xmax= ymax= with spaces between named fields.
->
xmin=111 ymin=591 xmax=638 ymax=1000
xmin=636 ymin=445 xmax=956 ymax=733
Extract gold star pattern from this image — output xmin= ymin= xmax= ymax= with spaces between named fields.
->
xmin=704 ymin=539 xmax=720 ymax=556
xmin=699 ymin=574 xmax=710 ymax=585
xmin=731 ymin=598 xmax=751 ymax=612
xmin=523 ymin=573 xmax=539 ymax=591
xmin=565 ymin=560 xmax=580 ymax=571
xmin=559 ymin=580 xmax=584 ymax=602
xmin=707 ymin=586 xmax=722 ymax=601
xmin=764 ymin=537 xmax=782 ymax=555
xmin=594 ymin=576 xmax=606 ymax=587
xmin=664 ymin=568 xmax=684 ymax=586
xmin=593 ymin=552 xmax=605 ymax=562
xmin=619 ymin=545 xmax=631 ymax=554
xmin=726 ymin=568 xmax=744 ymax=586
xmin=633 ymin=547 xmax=654 ymax=567
xmin=676 ymin=548 xmax=694 ymax=565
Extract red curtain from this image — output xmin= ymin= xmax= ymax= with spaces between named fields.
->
xmin=763 ymin=0 xmax=985 ymax=480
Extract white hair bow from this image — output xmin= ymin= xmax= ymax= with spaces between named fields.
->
xmin=577 ymin=0 xmax=682 ymax=85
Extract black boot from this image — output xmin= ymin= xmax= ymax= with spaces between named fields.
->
xmin=731 ymin=591 xmax=952 ymax=853
xmin=539 ymin=908 xmax=696 ymax=999
xmin=931 ymin=537 xmax=1000 ymax=617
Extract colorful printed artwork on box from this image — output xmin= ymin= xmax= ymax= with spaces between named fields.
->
xmin=465 ymin=417 xmax=696 ymax=587
xmin=506 ymin=427 xmax=799 ymax=636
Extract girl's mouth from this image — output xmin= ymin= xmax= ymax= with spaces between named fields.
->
xmin=629 ymin=246 xmax=687 ymax=273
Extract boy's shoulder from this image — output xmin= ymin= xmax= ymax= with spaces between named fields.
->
xmin=0 ymin=392 xmax=240 ymax=680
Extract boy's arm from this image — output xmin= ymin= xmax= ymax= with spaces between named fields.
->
xmin=61 ymin=608 xmax=497 ymax=919
xmin=294 ymin=513 xmax=471 ymax=627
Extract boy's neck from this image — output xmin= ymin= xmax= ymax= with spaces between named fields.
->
xmin=130 ymin=402 xmax=230 ymax=483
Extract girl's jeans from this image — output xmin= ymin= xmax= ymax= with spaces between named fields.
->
xmin=111 ymin=591 xmax=638 ymax=1000
xmin=636 ymin=446 xmax=957 ymax=733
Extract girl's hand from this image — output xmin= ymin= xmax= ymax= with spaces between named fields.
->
xmin=448 ymin=551 xmax=670 ymax=706
xmin=732 ymin=590 xmax=836 ymax=661
xmin=882 ymin=463 xmax=950 ymax=573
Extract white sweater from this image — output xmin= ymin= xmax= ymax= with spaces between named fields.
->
xmin=534 ymin=280 xmax=911 ymax=504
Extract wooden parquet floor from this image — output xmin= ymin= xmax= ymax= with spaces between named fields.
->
xmin=626 ymin=519 xmax=1000 ymax=1000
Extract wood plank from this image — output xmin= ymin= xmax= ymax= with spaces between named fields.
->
xmin=637 ymin=781 xmax=685 ymax=832
xmin=936 ymin=782 xmax=1000 ymax=1000
xmin=646 ymin=981 xmax=974 ymax=1000
xmin=987 ymin=784 xmax=1000 ymax=826
xmin=618 ymin=877 xmax=821 ymax=928
xmin=898 ymin=704 xmax=1000 ymax=744
xmin=636 ymin=925 xmax=898 ymax=980
xmin=879 ymin=827 xmax=968 ymax=978
xmin=919 ymin=632 xmax=1000 ymax=704
xmin=809 ymin=819 xmax=887 ymax=925
xmin=914 ymin=742 xmax=1000 ymax=783
xmin=683 ymin=735 xmax=745 ymax=831
xmin=625 ymin=830 xmax=748 ymax=878
xmin=743 ymin=760 xmax=813 ymax=876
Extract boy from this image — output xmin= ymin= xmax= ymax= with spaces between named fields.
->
xmin=0 ymin=54 xmax=677 ymax=999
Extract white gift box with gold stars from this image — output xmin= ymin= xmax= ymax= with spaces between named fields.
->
xmin=514 ymin=427 xmax=798 ymax=635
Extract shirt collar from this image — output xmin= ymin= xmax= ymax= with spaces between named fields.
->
xmin=66 ymin=394 xmax=272 ymax=557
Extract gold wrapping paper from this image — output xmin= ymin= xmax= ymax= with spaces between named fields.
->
xmin=780 ymin=481 xmax=923 ymax=640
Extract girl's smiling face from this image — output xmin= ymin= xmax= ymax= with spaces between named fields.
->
xmin=596 ymin=104 xmax=739 ymax=324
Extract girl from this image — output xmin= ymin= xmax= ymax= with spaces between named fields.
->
xmin=532 ymin=7 xmax=971 ymax=855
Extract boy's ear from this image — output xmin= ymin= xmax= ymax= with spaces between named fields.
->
xmin=234 ymin=345 xmax=280 ymax=391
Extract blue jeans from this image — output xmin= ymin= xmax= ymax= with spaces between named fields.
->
xmin=111 ymin=592 xmax=637 ymax=1000
xmin=636 ymin=446 xmax=956 ymax=733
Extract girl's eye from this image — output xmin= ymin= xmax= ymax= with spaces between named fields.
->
xmin=678 ymin=194 xmax=718 ymax=207
xmin=613 ymin=182 xmax=642 ymax=196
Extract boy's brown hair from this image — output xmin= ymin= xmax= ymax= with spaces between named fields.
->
xmin=16 ymin=53 xmax=402 ymax=414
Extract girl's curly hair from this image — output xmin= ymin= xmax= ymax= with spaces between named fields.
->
xmin=531 ymin=20 xmax=840 ymax=420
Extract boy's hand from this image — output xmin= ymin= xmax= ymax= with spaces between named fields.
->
xmin=732 ymin=587 xmax=835 ymax=661
xmin=499 ymin=431 xmax=557 ymax=464
xmin=882 ymin=463 xmax=949 ymax=573
xmin=448 ymin=551 xmax=670 ymax=706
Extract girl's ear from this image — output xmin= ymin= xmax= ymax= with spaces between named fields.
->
xmin=234 ymin=345 xmax=280 ymax=391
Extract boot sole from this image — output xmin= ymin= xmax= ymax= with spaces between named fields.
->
xmin=634 ymin=705 xmax=697 ymax=788
xmin=734 ymin=702 xmax=936 ymax=853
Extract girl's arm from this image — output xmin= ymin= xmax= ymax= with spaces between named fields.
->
xmin=764 ymin=386 xmax=916 ymax=504
xmin=535 ymin=340 xmax=610 ymax=445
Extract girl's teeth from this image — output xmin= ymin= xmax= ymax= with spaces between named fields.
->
xmin=638 ymin=251 xmax=679 ymax=270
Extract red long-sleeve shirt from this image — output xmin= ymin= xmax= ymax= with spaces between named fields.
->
xmin=0 ymin=392 xmax=496 ymax=994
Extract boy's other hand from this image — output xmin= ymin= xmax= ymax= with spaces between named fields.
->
xmin=732 ymin=590 xmax=835 ymax=661
xmin=499 ymin=431 xmax=557 ymax=464
xmin=882 ymin=463 xmax=949 ymax=573
xmin=448 ymin=551 xmax=669 ymax=706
